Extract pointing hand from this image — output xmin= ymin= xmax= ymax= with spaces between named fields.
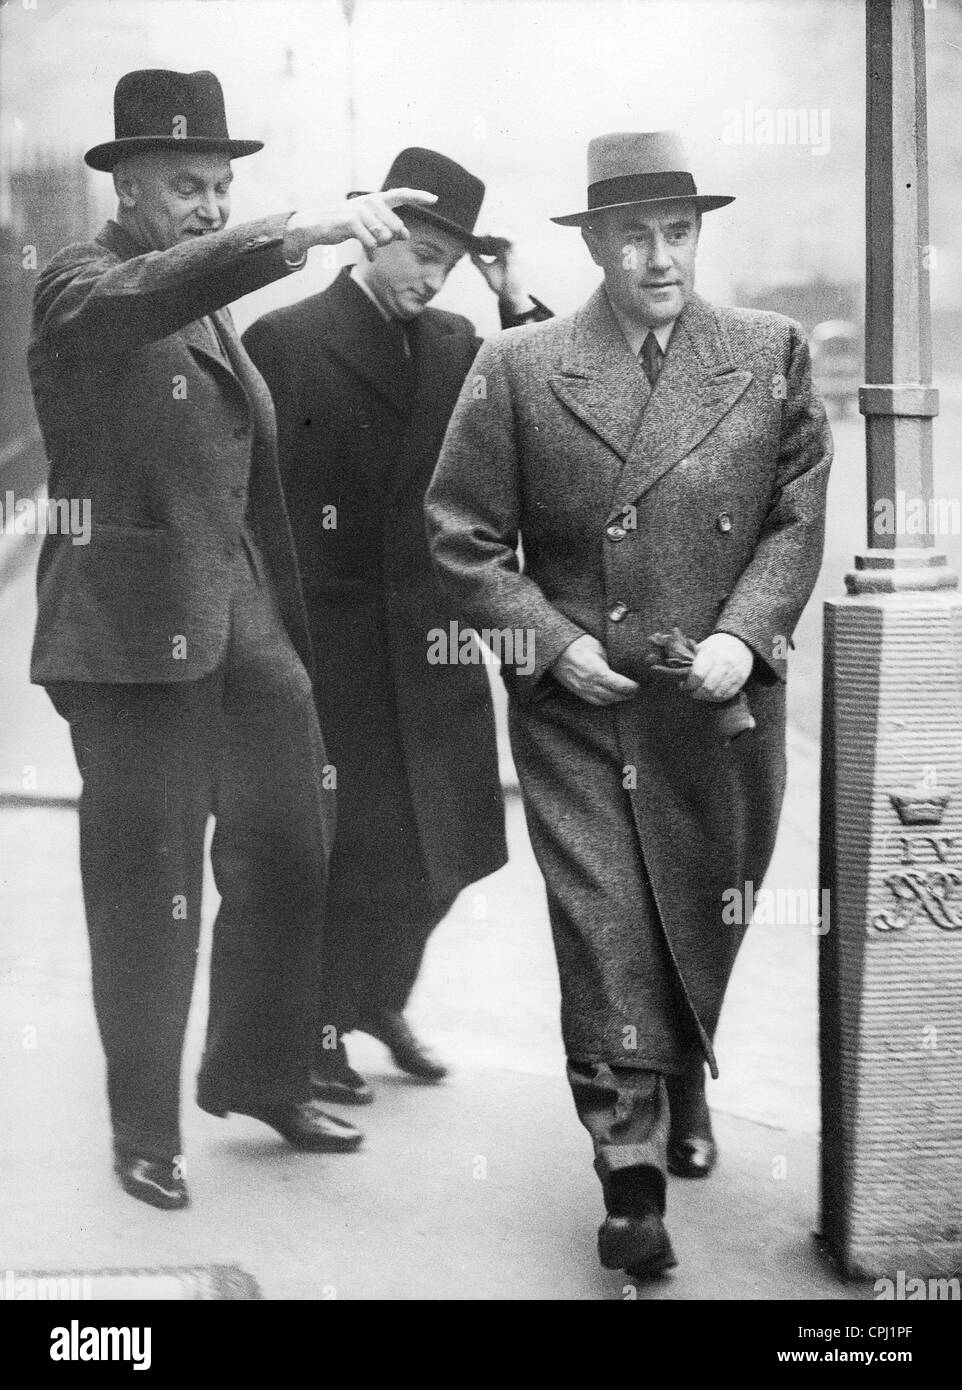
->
xmin=285 ymin=189 xmax=439 ymax=262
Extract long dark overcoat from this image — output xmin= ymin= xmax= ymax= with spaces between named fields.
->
xmin=426 ymin=287 xmax=832 ymax=1075
xmin=242 ymin=268 xmax=509 ymax=911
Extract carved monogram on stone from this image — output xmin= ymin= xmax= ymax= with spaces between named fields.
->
xmin=872 ymin=834 xmax=962 ymax=933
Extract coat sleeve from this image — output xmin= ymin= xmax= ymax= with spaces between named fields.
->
xmin=712 ymin=322 xmax=833 ymax=682
xmin=425 ymin=334 xmax=586 ymax=698
xmin=499 ymin=294 xmax=553 ymax=330
xmin=33 ymin=213 xmax=303 ymax=357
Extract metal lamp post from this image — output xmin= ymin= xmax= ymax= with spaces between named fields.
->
xmin=819 ymin=0 xmax=962 ymax=1278
xmin=341 ymin=0 xmax=358 ymax=192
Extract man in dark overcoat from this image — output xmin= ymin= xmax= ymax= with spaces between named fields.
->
xmin=28 ymin=68 xmax=438 ymax=1208
xmin=426 ymin=132 xmax=832 ymax=1278
xmin=243 ymin=149 xmax=550 ymax=1101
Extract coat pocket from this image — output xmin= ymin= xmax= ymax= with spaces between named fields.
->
xmin=82 ymin=524 xmax=175 ymax=615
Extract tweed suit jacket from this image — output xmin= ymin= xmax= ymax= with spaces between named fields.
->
xmin=28 ymin=215 xmax=311 ymax=685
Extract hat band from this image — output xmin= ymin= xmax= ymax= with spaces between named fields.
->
xmin=586 ymin=170 xmax=697 ymax=210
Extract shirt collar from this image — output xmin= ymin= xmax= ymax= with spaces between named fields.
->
xmin=348 ymin=263 xmax=414 ymax=358
xmin=349 ymin=263 xmax=393 ymax=323
xmin=605 ymin=289 xmax=677 ymax=358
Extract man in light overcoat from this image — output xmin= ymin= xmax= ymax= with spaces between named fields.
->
xmin=426 ymin=131 xmax=832 ymax=1279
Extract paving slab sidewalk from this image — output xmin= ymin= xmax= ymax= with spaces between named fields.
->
xmin=0 ymin=767 xmax=871 ymax=1300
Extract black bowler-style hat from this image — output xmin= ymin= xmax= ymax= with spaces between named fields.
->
xmin=551 ymin=130 xmax=734 ymax=226
xmin=84 ymin=69 xmax=263 ymax=172
xmin=350 ymin=147 xmax=503 ymax=255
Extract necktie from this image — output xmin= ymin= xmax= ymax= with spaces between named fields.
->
xmin=639 ymin=331 xmax=664 ymax=389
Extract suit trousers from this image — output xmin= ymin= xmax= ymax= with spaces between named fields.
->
xmin=316 ymin=886 xmax=447 ymax=1054
xmin=47 ymin=535 xmax=335 ymax=1162
xmin=307 ymin=596 xmax=459 ymax=1047
xmin=567 ymin=1061 xmax=670 ymax=1214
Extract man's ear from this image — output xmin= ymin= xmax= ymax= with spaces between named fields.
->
xmin=580 ymin=223 xmax=603 ymax=267
xmin=112 ymin=162 xmax=139 ymax=210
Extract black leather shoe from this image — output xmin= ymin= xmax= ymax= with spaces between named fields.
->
xmin=311 ymin=1042 xmax=373 ymax=1105
xmin=667 ymin=1133 xmax=718 ymax=1178
xmin=198 ymin=1095 xmax=363 ymax=1152
xmin=598 ymin=1214 xmax=677 ymax=1279
xmin=667 ymin=1061 xmax=717 ymax=1178
xmin=114 ymin=1154 xmax=190 ymax=1210
xmin=360 ymin=1011 xmax=448 ymax=1083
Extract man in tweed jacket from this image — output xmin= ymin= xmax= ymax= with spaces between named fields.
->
xmin=28 ymin=68 xmax=437 ymax=1210
xmin=426 ymin=132 xmax=832 ymax=1280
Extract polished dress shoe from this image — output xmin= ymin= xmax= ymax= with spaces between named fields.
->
xmin=667 ymin=1133 xmax=718 ymax=1179
xmin=667 ymin=1061 xmax=717 ymax=1178
xmin=598 ymin=1214 xmax=677 ymax=1279
xmin=198 ymin=1094 xmax=363 ymax=1152
xmin=360 ymin=1011 xmax=448 ymax=1083
xmin=311 ymin=1040 xmax=373 ymax=1106
xmin=114 ymin=1153 xmax=189 ymax=1211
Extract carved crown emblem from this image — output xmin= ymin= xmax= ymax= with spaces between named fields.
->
xmin=889 ymin=787 xmax=952 ymax=827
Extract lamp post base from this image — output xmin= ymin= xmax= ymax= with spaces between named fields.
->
xmin=846 ymin=550 xmax=958 ymax=595
xmin=820 ymin=588 xmax=962 ymax=1279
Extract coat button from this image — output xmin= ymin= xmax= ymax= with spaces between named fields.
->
xmin=716 ymin=512 xmax=733 ymax=533
xmin=605 ymin=523 xmax=627 ymax=542
xmin=233 ymin=425 xmax=249 ymax=439
xmin=608 ymin=602 xmax=629 ymax=623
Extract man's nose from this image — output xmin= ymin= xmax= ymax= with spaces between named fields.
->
xmin=196 ymin=193 xmax=220 ymax=223
xmin=646 ymin=235 xmax=672 ymax=271
xmin=423 ymin=265 xmax=445 ymax=293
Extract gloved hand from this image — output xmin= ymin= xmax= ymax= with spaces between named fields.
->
xmin=644 ymin=627 xmax=756 ymax=744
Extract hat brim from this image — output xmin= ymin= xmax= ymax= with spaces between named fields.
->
xmin=347 ymin=192 xmax=496 ymax=253
xmin=84 ymin=136 xmax=264 ymax=173
xmin=551 ymin=193 xmax=734 ymax=226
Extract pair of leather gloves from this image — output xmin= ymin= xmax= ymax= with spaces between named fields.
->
xmin=644 ymin=628 xmax=756 ymax=745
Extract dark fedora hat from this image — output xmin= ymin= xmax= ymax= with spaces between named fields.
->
xmin=84 ymin=69 xmax=263 ymax=172
xmin=551 ymin=130 xmax=734 ymax=226
xmin=349 ymin=147 xmax=502 ymax=255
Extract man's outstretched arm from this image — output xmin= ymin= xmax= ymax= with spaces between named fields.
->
xmin=35 ymin=189 xmax=438 ymax=357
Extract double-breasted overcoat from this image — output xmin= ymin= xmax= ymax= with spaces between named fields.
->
xmin=426 ymin=287 xmax=832 ymax=1074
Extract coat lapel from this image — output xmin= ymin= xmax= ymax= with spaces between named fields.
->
xmin=548 ymin=286 xmax=648 ymax=464
xmin=94 ymin=221 xmax=250 ymax=395
xmin=318 ymin=268 xmax=414 ymax=417
xmin=213 ymin=307 xmax=270 ymax=437
xmin=607 ymin=294 xmax=753 ymax=518
xmin=180 ymin=313 xmax=242 ymax=383
xmin=387 ymin=309 xmax=473 ymax=502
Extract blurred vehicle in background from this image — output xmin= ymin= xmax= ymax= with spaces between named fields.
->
xmin=809 ymin=318 xmax=862 ymax=417
xmin=736 ymin=274 xmax=863 ymax=417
